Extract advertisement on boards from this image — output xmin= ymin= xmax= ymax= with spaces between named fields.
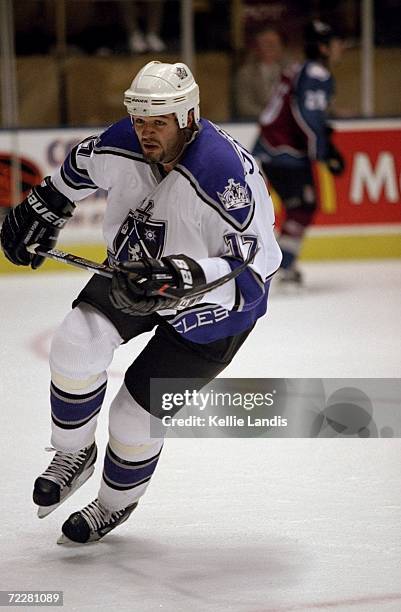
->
xmin=0 ymin=119 xmax=400 ymax=273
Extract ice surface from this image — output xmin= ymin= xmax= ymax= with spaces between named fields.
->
xmin=0 ymin=260 xmax=400 ymax=611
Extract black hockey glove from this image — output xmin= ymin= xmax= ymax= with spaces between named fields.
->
xmin=0 ymin=177 xmax=75 ymax=269
xmin=109 ymin=254 xmax=206 ymax=316
xmin=325 ymin=127 xmax=346 ymax=176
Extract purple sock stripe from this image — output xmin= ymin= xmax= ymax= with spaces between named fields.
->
xmin=107 ymin=443 xmax=162 ymax=467
xmin=102 ymin=473 xmax=151 ymax=491
xmin=50 ymin=385 xmax=107 ymax=423
xmin=50 ymin=380 xmax=107 ymax=401
xmin=103 ymin=447 xmax=161 ymax=487
xmin=51 ymin=406 xmax=101 ymax=430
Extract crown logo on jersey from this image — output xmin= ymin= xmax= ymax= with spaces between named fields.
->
xmin=217 ymin=178 xmax=250 ymax=210
xmin=176 ymin=66 xmax=188 ymax=80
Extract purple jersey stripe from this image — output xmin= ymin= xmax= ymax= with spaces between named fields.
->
xmin=224 ymin=256 xmax=266 ymax=311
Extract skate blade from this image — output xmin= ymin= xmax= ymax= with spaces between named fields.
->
xmin=36 ymin=465 xmax=95 ymax=519
xmin=38 ymin=503 xmax=59 ymax=519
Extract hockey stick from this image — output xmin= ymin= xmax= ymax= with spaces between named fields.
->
xmin=27 ymin=246 xmax=114 ymax=278
xmin=28 ymin=246 xmax=256 ymax=300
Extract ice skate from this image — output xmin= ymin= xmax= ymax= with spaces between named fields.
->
xmin=58 ymin=498 xmax=138 ymax=544
xmin=33 ymin=442 xmax=97 ymax=518
xmin=274 ymin=267 xmax=304 ymax=292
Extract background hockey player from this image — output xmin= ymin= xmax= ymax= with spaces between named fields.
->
xmin=252 ymin=20 xmax=346 ymax=286
xmin=0 ymin=61 xmax=281 ymax=544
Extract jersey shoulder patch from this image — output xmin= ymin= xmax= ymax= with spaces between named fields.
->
xmin=305 ymin=61 xmax=330 ymax=81
xmin=94 ymin=117 xmax=144 ymax=160
xmin=176 ymin=119 xmax=255 ymax=230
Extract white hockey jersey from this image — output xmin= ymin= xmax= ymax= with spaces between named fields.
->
xmin=52 ymin=118 xmax=282 ymax=343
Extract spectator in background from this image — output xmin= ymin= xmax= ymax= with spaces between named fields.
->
xmin=235 ymin=27 xmax=288 ymax=120
xmin=120 ymin=1 xmax=166 ymax=53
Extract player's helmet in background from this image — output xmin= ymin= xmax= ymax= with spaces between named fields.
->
xmin=304 ymin=20 xmax=341 ymax=60
xmin=124 ymin=61 xmax=200 ymax=129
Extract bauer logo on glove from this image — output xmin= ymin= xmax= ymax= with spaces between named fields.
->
xmin=27 ymin=191 xmax=70 ymax=228
xmin=0 ymin=176 xmax=75 ymax=269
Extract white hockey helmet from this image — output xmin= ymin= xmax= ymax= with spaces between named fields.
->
xmin=124 ymin=61 xmax=200 ymax=129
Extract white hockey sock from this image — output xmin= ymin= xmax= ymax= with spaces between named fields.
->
xmin=98 ymin=383 xmax=164 ymax=510
xmin=48 ymin=303 xmax=123 ymax=452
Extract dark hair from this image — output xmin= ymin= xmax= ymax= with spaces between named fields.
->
xmin=304 ymin=20 xmax=343 ymax=60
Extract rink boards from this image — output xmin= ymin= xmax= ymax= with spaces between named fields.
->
xmin=0 ymin=119 xmax=400 ymax=274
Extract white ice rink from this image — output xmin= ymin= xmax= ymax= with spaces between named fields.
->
xmin=0 ymin=260 xmax=400 ymax=612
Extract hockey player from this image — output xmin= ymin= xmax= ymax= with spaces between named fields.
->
xmin=252 ymin=20 xmax=345 ymax=285
xmin=0 ymin=61 xmax=282 ymax=544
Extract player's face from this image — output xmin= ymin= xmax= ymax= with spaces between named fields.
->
xmin=329 ymin=38 xmax=345 ymax=64
xmin=132 ymin=114 xmax=186 ymax=164
xmin=324 ymin=38 xmax=345 ymax=65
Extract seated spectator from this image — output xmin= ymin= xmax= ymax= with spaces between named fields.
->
xmin=120 ymin=1 xmax=166 ymax=53
xmin=235 ymin=27 xmax=288 ymax=120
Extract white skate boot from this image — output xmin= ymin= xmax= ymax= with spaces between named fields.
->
xmin=58 ymin=498 xmax=138 ymax=544
xmin=33 ymin=442 xmax=97 ymax=518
